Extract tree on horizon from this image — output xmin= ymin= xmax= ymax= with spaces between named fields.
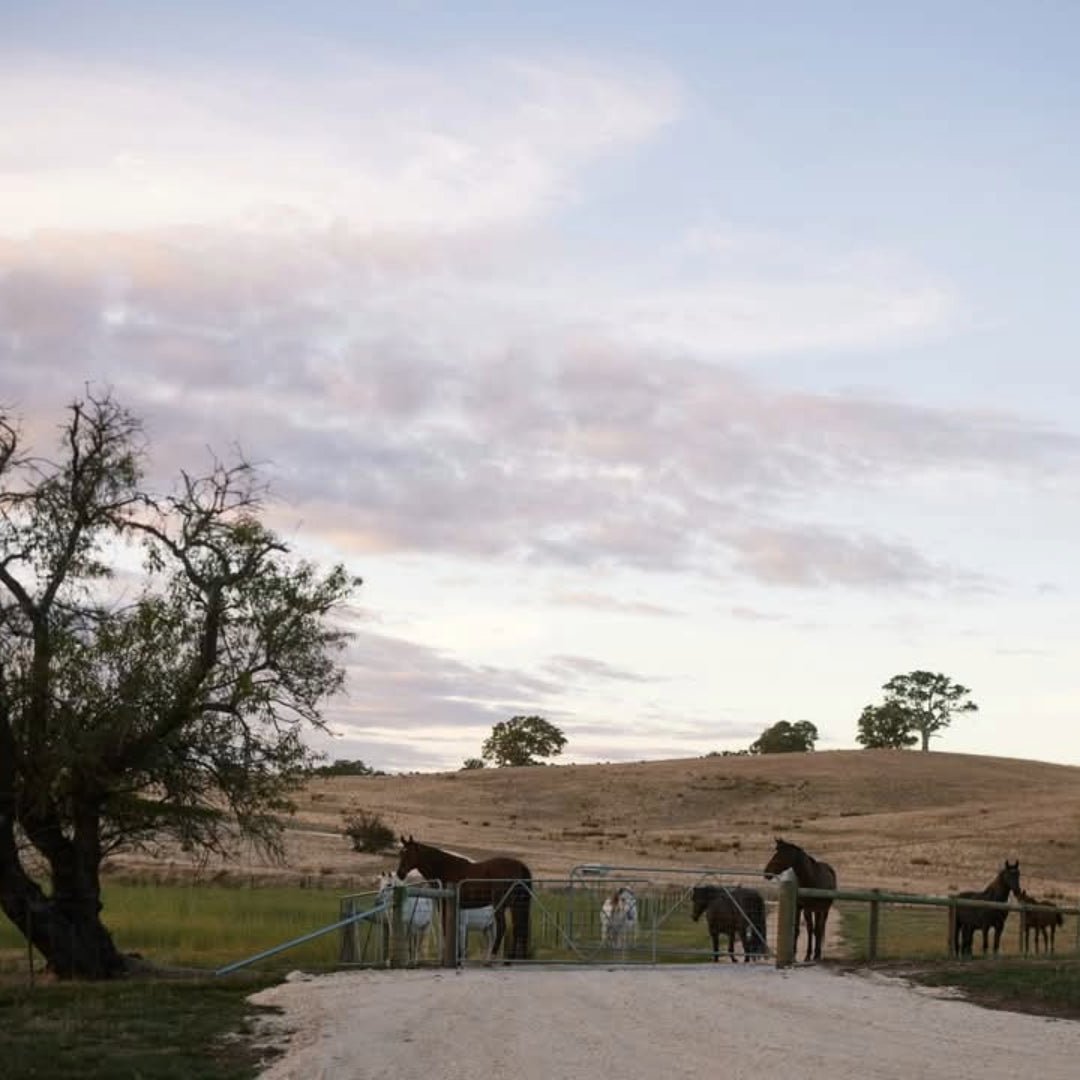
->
xmin=861 ymin=671 xmax=978 ymax=752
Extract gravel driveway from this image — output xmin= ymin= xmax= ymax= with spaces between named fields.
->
xmin=251 ymin=965 xmax=1079 ymax=1080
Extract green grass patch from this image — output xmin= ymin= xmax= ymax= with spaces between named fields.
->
xmin=904 ymin=957 xmax=1080 ymax=1020
xmin=840 ymin=901 xmax=1037 ymax=962
xmin=0 ymin=975 xmax=279 ymax=1080
xmin=0 ymin=881 xmax=367 ymax=976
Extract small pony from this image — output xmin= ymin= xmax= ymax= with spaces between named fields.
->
xmin=691 ymin=885 xmax=768 ymax=962
xmin=600 ymin=886 xmax=638 ymax=955
xmin=376 ymin=870 xmax=434 ymax=964
xmin=1019 ymin=889 xmax=1064 ymax=955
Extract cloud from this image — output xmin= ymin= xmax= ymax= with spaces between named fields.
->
xmin=543 ymin=655 xmax=663 ymax=683
xmin=0 ymin=55 xmax=677 ymax=235
xmin=3 ymin=223 xmax=1077 ymax=593
xmin=549 ymin=591 xmax=681 ymax=617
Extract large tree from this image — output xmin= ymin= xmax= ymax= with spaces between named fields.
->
xmin=855 ymin=702 xmax=919 ymax=749
xmin=481 ymin=715 xmax=566 ymax=767
xmin=0 ymin=394 xmax=359 ymax=978
xmin=878 ymin=670 xmax=978 ymax=752
xmin=748 ymin=720 xmax=818 ymax=754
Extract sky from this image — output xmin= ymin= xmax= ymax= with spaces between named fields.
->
xmin=2 ymin=2 xmax=1078 ymax=772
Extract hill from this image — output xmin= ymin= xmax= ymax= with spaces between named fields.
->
xmin=109 ymin=750 xmax=1080 ymax=901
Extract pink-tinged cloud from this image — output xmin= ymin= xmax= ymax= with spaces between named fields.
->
xmin=2 ymin=228 xmax=1077 ymax=592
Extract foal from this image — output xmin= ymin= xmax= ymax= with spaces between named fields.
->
xmin=1019 ymin=889 xmax=1064 ymax=955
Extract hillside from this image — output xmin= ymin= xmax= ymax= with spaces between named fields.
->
xmin=109 ymin=750 xmax=1080 ymax=900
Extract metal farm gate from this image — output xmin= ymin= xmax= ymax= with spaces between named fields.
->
xmin=336 ymin=865 xmax=781 ymax=968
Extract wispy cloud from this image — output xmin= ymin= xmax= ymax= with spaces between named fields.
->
xmin=0 ymin=55 xmax=677 ymax=235
xmin=3 ymin=225 xmax=1077 ymax=592
xmin=543 ymin=655 xmax=663 ymax=683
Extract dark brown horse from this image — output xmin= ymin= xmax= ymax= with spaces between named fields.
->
xmin=953 ymin=860 xmax=1021 ymax=957
xmin=1018 ymin=888 xmax=1063 ymax=955
xmin=691 ymin=885 xmax=767 ymax=962
xmin=396 ymin=836 xmax=532 ymax=960
xmin=763 ymin=837 xmax=837 ymax=962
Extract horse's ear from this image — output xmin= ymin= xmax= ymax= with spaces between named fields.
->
xmin=399 ymin=834 xmax=406 ymax=845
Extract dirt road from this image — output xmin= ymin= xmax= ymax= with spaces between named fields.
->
xmin=250 ymin=965 xmax=1079 ymax=1079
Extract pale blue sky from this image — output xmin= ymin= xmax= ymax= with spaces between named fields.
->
xmin=2 ymin=2 xmax=1078 ymax=769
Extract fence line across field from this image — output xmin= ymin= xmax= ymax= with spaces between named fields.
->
xmin=207 ymin=867 xmax=1078 ymax=976
xmin=791 ymin=886 xmax=1080 ymax=963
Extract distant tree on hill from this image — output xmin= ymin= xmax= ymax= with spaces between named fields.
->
xmin=481 ymin=715 xmax=567 ymax=767
xmin=312 ymin=758 xmax=385 ymax=777
xmin=864 ymin=671 xmax=978 ymax=752
xmin=855 ymin=702 xmax=919 ymax=749
xmin=749 ymin=720 xmax=818 ymax=754
xmin=461 ymin=757 xmax=486 ymax=770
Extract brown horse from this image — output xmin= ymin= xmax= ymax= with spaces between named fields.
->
xmin=1019 ymin=889 xmax=1063 ymax=955
xmin=691 ymin=885 xmax=768 ymax=962
xmin=953 ymin=860 xmax=1021 ymax=957
xmin=763 ymin=837 xmax=837 ymax=962
xmin=396 ymin=836 xmax=532 ymax=960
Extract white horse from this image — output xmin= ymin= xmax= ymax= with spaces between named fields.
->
xmin=376 ymin=871 xmax=434 ymax=964
xmin=457 ymin=904 xmax=496 ymax=963
xmin=600 ymin=886 xmax=638 ymax=955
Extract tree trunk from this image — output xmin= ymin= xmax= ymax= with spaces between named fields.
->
xmin=0 ymin=853 xmax=126 ymax=979
xmin=920 ymin=729 xmax=930 ymax=751
xmin=0 ymin=766 xmax=127 ymax=978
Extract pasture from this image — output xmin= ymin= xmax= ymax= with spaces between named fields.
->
xmin=0 ymin=881 xmax=345 ymax=976
xmin=5 ymin=750 xmax=1080 ymax=1077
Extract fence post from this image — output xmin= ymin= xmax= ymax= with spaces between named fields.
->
xmin=390 ymin=884 xmax=409 ymax=969
xmin=339 ymin=898 xmax=358 ymax=964
xmin=1018 ymin=902 xmax=1027 ymax=955
xmin=947 ymin=900 xmax=956 ymax=958
xmin=442 ymin=886 xmax=459 ymax=968
xmin=867 ymin=890 xmax=881 ymax=963
xmin=775 ymin=874 xmax=798 ymax=968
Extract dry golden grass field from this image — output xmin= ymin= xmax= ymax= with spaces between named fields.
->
xmin=109 ymin=749 xmax=1080 ymax=905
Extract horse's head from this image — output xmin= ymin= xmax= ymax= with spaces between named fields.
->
xmin=396 ymin=835 xmax=421 ymax=880
xmin=763 ymin=837 xmax=796 ymax=880
xmin=690 ymin=885 xmax=712 ymax=922
xmin=1002 ymin=859 xmax=1021 ymax=900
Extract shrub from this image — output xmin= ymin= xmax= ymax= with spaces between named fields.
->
xmin=342 ymin=810 xmax=396 ymax=853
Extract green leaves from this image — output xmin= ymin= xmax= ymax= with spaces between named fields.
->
xmin=858 ymin=670 xmax=978 ymax=751
xmin=748 ymin=719 xmax=818 ymax=754
xmin=481 ymin=715 xmax=567 ymax=767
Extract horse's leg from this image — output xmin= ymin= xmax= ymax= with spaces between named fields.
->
xmin=492 ymin=904 xmax=507 ymax=959
xmin=813 ymin=910 xmax=826 ymax=961
xmin=710 ymin=925 xmax=719 ymax=962
xmin=803 ymin=909 xmax=814 ymax=962
xmin=512 ymin=885 xmax=530 ymax=961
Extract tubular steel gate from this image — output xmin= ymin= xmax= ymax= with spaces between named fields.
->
xmin=337 ymin=865 xmax=785 ymax=968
